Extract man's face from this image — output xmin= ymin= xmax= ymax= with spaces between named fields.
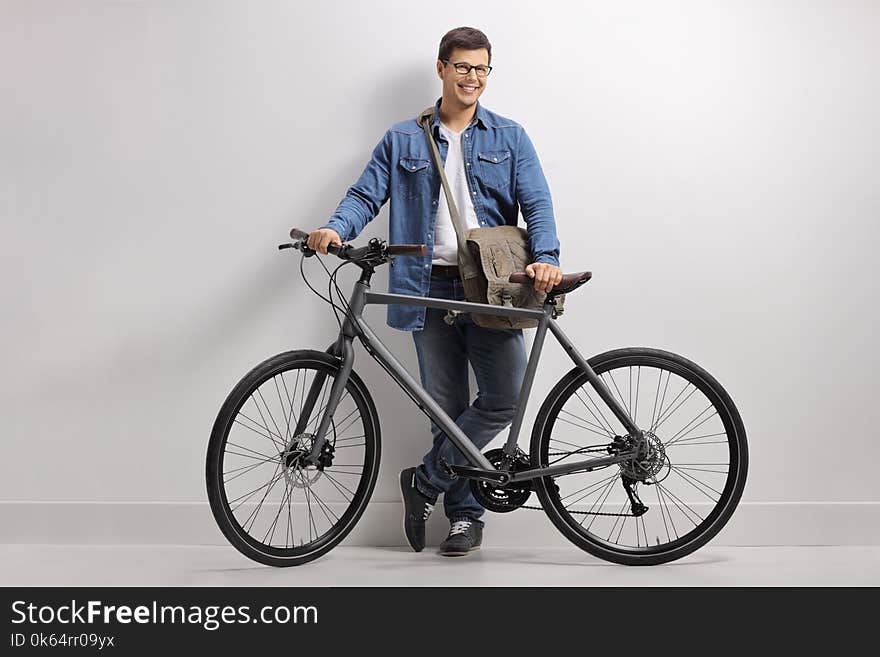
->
xmin=436 ymin=47 xmax=490 ymax=109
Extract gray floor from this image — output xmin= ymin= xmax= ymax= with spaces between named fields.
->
xmin=1 ymin=544 xmax=878 ymax=586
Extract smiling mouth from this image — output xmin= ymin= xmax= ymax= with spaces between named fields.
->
xmin=459 ymin=84 xmax=480 ymax=93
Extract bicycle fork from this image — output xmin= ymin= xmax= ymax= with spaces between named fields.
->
xmin=290 ymin=336 xmax=354 ymax=467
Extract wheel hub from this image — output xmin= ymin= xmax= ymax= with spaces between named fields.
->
xmin=619 ymin=431 xmax=669 ymax=482
xmin=282 ymin=433 xmax=324 ymax=489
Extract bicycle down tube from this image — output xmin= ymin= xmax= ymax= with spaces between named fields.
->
xmin=302 ymin=276 xmax=643 ymax=482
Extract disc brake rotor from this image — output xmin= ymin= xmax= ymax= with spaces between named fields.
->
xmin=282 ymin=433 xmax=324 ymax=489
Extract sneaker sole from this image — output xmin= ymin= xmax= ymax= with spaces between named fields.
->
xmin=399 ymin=468 xmax=424 ymax=553
xmin=439 ymin=546 xmax=481 ymax=557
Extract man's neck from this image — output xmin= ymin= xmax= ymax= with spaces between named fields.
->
xmin=438 ymin=97 xmax=477 ymax=133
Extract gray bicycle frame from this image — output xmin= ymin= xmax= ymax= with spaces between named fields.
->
xmin=298 ymin=274 xmax=643 ymax=484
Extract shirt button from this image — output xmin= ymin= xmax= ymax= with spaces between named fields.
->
xmin=472 ymin=191 xmax=476 ymax=196
xmin=466 ymin=162 xmax=471 ymax=167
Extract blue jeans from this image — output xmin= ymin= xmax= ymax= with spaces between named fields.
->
xmin=411 ymin=274 xmax=528 ymax=524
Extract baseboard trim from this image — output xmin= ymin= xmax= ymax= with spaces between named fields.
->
xmin=2 ymin=501 xmax=878 ymax=546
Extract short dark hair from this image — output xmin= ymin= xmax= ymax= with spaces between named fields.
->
xmin=438 ymin=27 xmax=492 ymax=65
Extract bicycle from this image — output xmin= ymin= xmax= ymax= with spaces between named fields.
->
xmin=205 ymin=227 xmax=748 ymax=567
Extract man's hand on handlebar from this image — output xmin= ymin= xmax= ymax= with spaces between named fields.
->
xmin=307 ymin=228 xmax=343 ymax=255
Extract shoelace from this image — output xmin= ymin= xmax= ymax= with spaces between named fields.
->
xmin=412 ymin=472 xmax=435 ymax=521
xmin=449 ymin=520 xmax=472 ymax=536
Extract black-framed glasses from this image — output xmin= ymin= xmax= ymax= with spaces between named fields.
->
xmin=442 ymin=60 xmax=492 ymax=78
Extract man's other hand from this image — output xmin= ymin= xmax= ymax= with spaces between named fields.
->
xmin=524 ymin=262 xmax=563 ymax=293
xmin=307 ymin=228 xmax=342 ymax=255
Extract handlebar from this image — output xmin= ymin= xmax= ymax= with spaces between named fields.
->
xmin=281 ymin=227 xmax=428 ymax=264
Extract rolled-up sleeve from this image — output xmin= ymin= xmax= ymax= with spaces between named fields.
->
xmin=515 ymin=127 xmax=560 ymax=266
xmin=321 ymin=130 xmax=393 ymax=241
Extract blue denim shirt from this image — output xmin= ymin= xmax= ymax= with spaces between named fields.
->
xmin=320 ymin=97 xmax=561 ymax=331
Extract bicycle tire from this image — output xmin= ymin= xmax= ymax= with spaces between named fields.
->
xmin=206 ymin=349 xmax=381 ymax=567
xmin=530 ymin=347 xmax=747 ymax=566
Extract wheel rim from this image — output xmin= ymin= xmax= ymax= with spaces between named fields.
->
xmin=539 ymin=355 xmax=744 ymax=556
xmin=215 ymin=361 xmax=376 ymax=557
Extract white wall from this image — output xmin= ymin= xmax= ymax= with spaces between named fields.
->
xmin=2 ymin=0 xmax=878 ymax=544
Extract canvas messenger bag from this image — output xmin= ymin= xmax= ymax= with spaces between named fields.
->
xmin=417 ymin=106 xmax=563 ymax=330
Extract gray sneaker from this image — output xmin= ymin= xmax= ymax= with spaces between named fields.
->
xmin=439 ymin=519 xmax=483 ymax=557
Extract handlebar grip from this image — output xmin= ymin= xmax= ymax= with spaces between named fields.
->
xmin=290 ymin=226 xmax=344 ymax=256
xmin=388 ymin=244 xmax=428 ymax=256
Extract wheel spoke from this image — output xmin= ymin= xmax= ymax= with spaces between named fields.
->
xmin=572 ymin=389 xmax=616 ymax=437
xmin=233 ymin=414 xmax=285 ymax=449
xmin=584 ymin=475 xmax=620 ymax=530
xmin=279 ymin=369 xmax=299 ymax=436
xmin=273 ymin=375 xmax=292 ymax=442
xmin=556 ymin=408 xmax=614 ymax=439
xmin=303 ymin=481 xmax=340 ymax=527
xmin=653 ymin=480 xmax=704 ymax=527
xmin=602 ymin=370 xmax=631 ymax=419
xmin=633 ymin=366 xmax=641 ymax=427
xmin=652 ymin=479 xmax=674 ymax=542
xmin=608 ymin=499 xmax=630 ymax=543
xmin=669 ymin=465 xmax=722 ymax=499
xmin=651 ymin=383 xmax=697 ymax=434
xmin=254 ymin=389 xmax=286 ymax=450
xmin=264 ymin=479 xmax=292 ymax=545
xmin=319 ymin=472 xmax=356 ymax=505
xmin=664 ymin=405 xmax=717 ymax=447
xmin=558 ymin=471 xmax=619 ymax=506
xmin=223 ymin=458 xmax=275 ymax=485
xmin=241 ymin=466 xmax=285 ymax=531
xmin=226 ymin=441 xmax=277 ymax=462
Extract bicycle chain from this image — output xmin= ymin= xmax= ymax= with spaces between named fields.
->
xmin=515 ymin=448 xmax=640 ymax=517
xmin=519 ymin=503 xmax=637 ymax=517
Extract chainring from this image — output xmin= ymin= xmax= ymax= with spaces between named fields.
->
xmin=470 ymin=448 xmax=533 ymax=513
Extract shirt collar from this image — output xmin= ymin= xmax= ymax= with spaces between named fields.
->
xmin=428 ymin=97 xmax=489 ymax=135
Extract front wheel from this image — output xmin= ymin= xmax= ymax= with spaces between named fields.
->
xmin=531 ymin=347 xmax=747 ymax=565
xmin=206 ymin=350 xmax=381 ymax=567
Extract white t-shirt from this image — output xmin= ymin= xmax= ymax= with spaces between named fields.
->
xmin=431 ymin=122 xmax=481 ymax=266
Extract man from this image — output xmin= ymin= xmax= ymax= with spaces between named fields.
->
xmin=308 ymin=27 xmax=562 ymax=556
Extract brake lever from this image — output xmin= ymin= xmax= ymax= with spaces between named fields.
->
xmin=279 ymin=240 xmax=318 ymax=257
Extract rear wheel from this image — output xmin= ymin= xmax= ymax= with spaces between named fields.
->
xmin=531 ymin=347 xmax=747 ymax=565
xmin=206 ymin=350 xmax=381 ymax=567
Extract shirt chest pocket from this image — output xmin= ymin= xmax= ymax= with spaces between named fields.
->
xmin=397 ymin=157 xmax=432 ymax=200
xmin=477 ymin=150 xmax=512 ymax=189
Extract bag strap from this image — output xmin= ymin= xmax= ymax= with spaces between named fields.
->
xmin=417 ymin=106 xmax=481 ymax=281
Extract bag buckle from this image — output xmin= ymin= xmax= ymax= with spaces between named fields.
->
xmin=443 ymin=309 xmax=463 ymax=325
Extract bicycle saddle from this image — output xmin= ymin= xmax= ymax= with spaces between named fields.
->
xmin=509 ymin=270 xmax=592 ymax=295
